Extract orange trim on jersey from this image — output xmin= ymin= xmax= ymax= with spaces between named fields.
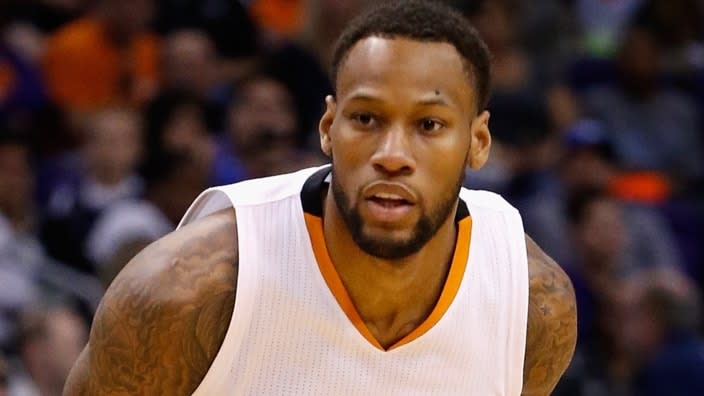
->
xmin=305 ymin=213 xmax=384 ymax=350
xmin=389 ymin=216 xmax=472 ymax=350
xmin=304 ymin=213 xmax=472 ymax=351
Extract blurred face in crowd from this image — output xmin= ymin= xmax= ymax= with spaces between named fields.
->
xmin=318 ymin=37 xmax=490 ymax=259
xmin=84 ymin=108 xmax=142 ymax=185
xmin=44 ymin=308 xmax=87 ymax=385
xmin=162 ymin=30 xmax=219 ymax=98
xmin=228 ymin=76 xmax=298 ymax=175
xmin=617 ymin=28 xmax=661 ymax=94
xmin=0 ymin=143 xmax=33 ymax=222
xmin=573 ymin=196 xmax=627 ymax=265
xmin=561 ymin=147 xmax=614 ymax=191
xmin=22 ymin=307 xmax=88 ymax=394
xmin=616 ymin=271 xmax=696 ymax=362
xmin=469 ymin=0 xmax=516 ymax=51
xmin=163 ymin=105 xmax=209 ymax=151
xmin=100 ymin=0 xmax=154 ymax=40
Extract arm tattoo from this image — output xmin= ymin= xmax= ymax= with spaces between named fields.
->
xmin=68 ymin=210 xmax=238 ymax=396
xmin=522 ymin=236 xmax=578 ymax=396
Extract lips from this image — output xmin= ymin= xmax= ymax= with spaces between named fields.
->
xmin=362 ymin=182 xmax=416 ymax=223
xmin=363 ymin=182 xmax=416 ymax=204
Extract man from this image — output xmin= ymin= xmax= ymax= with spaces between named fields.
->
xmin=10 ymin=302 xmax=89 ymax=396
xmin=64 ymin=1 xmax=577 ymax=395
xmin=42 ymin=0 xmax=158 ymax=110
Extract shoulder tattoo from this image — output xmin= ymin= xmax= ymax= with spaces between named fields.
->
xmin=522 ymin=236 xmax=577 ymax=396
xmin=83 ymin=210 xmax=238 ymax=395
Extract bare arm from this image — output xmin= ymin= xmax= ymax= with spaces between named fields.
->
xmin=522 ymin=236 xmax=577 ymax=396
xmin=64 ymin=209 xmax=238 ymax=396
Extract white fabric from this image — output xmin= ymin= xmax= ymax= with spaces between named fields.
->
xmin=181 ymin=166 xmax=529 ymax=396
xmin=87 ymin=200 xmax=173 ymax=267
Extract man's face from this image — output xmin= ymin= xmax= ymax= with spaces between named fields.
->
xmin=162 ymin=31 xmax=218 ymax=97
xmin=84 ymin=110 xmax=142 ymax=183
xmin=228 ymin=77 xmax=297 ymax=153
xmin=320 ymin=37 xmax=491 ymax=259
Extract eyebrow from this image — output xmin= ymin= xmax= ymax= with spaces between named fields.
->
xmin=346 ymin=92 xmax=454 ymax=108
xmin=415 ymin=96 xmax=452 ymax=107
xmin=346 ymin=92 xmax=384 ymax=103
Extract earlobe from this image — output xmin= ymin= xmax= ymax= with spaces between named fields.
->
xmin=319 ymin=95 xmax=336 ymax=157
xmin=467 ymin=110 xmax=491 ymax=169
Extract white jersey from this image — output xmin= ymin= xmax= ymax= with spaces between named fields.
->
xmin=180 ymin=165 xmax=529 ymax=396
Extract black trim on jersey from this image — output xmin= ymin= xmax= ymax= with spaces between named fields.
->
xmin=455 ymin=198 xmax=470 ymax=223
xmin=301 ymin=165 xmax=332 ymax=216
xmin=300 ymin=165 xmax=470 ymax=223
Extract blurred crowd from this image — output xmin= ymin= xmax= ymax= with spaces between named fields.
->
xmin=0 ymin=0 xmax=702 ymax=395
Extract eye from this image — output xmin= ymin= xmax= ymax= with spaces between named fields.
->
xmin=419 ymin=118 xmax=444 ymax=133
xmin=350 ymin=112 xmax=378 ymax=129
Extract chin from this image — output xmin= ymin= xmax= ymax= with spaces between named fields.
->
xmin=355 ymin=228 xmax=422 ymax=260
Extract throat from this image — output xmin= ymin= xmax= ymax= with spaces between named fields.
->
xmin=337 ymin=256 xmax=452 ymax=350
xmin=364 ymin=308 xmax=434 ymax=349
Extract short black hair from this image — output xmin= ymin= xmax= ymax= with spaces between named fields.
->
xmin=331 ymin=0 xmax=492 ymax=111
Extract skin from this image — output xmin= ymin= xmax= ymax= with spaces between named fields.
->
xmin=64 ymin=37 xmax=576 ymax=396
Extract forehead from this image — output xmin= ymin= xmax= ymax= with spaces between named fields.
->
xmin=336 ymin=37 xmax=474 ymax=108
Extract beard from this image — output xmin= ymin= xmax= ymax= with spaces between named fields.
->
xmin=330 ymin=167 xmax=465 ymax=260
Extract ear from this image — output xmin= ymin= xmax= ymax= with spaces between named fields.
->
xmin=467 ymin=110 xmax=492 ymax=169
xmin=318 ymin=95 xmax=337 ymax=157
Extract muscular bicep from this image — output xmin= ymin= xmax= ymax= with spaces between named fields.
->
xmin=522 ymin=236 xmax=577 ymax=396
xmin=64 ymin=209 xmax=238 ymax=396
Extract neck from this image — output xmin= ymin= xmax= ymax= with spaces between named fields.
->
xmin=322 ymin=189 xmax=458 ymax=347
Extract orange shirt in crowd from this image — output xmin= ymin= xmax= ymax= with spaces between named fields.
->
xmin=42 ymin=18 xmax=159 ymax=111
xmin=250 ymin=0 xmax=305 ymax=36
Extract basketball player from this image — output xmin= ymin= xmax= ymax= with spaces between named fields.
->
xmin=64 ymin=1 xmax=577 ymax=394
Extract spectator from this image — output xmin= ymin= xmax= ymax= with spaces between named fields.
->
xmin=250 ymin=0 xmax=306 ymax=38
xmin=583 ymin=26 xmax=704 ymax=185
xmin=145 ymin=89 xmax=244 ymax=186
xmin=42 ymin=0 xmax=158 ymax=111
xmin=160 ymin=29 xmax=229 ymax=131
xmin=629 ymin=268 xmax=704 ymax=396
xmin=554 ymin=189 xmax=641 ymax=396
xmin=0 ymin=132 xmax=43 ymax=348
xmin=224 ymin=71 xmax=323 ymax=179
xmin=161 ymin=30 xmax=220 ymax=102
xmin=562 ymin=121 xmax=682 ymax=272
xmin=7 ymin=301 xmax=88 ymax=396
xmin=466 ymin=0 xmax=537 ymax=92
xmin=301 ymin=0 xmax=370 ymax=67
xmin=633 ymin=0 xmax=704 ymax=72
xmin=0 ymin=132 xmax=102 ymax=349
xmin=154 ymin=0 xmax=258 ymax=82
xmin=87 ymin=150 xmax=208 ymax=287
xmin=466 ymin=92 xmax=567 ymax=262
xmin=40 ymin=107 xmax=143 ymax=274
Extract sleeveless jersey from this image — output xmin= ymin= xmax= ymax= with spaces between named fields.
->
xmin=179 ymin=165 xmax=529 ymax=395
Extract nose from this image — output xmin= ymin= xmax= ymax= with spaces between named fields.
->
xmin=370 ymin=125 xmax=416 ymax=176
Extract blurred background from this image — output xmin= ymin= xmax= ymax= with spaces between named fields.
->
xmin=0 ymin=0 xmax=702 ymax=395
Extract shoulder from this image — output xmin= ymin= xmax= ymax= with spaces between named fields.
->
xmin=522 ymin=235 xmax=577 ymax=396
xmin=65 ymin=209 xmax=238 ymax=395
xmin=103 ymin=207 xmax=238 ymax=314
